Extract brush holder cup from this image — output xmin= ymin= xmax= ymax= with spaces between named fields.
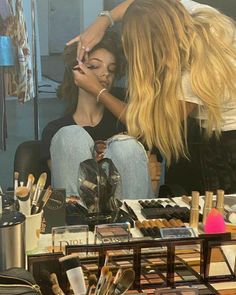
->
xmin=0 ymin=210 xmax=26 ymax=271
xmin=25 ymin=211 xmax=43 ymax=252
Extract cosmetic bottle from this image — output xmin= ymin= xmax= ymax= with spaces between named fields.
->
xmin=203 ymin=191 xmax=213 ymax=224
xmin=59 ymin=254 xmax=86 ymax=295
xmin=216 ymin=189 xmax=225 ymax=215
xmin=189 ymin=191 xmax=199 ymax=229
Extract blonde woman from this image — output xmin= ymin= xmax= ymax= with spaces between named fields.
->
xmin=71 ymin=0 xmax=236 ymax=194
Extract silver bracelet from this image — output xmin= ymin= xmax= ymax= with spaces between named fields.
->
xmin=96 ymin=88 xmax=107 ymax=102
xmin=98 ymin=11 xmax=114 ymax=27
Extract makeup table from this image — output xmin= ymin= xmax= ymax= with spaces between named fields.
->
xmin=28 ymin=197 xmax=236 ymax=295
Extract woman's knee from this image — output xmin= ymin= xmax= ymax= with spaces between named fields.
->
xmin=51 ymin=125 xmax=94 ymax=151
xmin=106 ymin=136 xmax=147 ymax=163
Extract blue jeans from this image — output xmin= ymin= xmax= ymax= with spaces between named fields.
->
xmin=50 ymin=125 xmax=155 ymax=199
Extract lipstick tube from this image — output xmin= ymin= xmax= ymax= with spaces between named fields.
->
xmin=216 ymin=189 xmax=225 ymax=215
xmin=203 ymin=191 xmax=213 ymax=224
xmin=189 ymin=191 xmax=199 ymax=229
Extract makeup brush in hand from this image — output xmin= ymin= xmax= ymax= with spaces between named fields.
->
xmin=31 ymin=172 xmax=47 ymax=214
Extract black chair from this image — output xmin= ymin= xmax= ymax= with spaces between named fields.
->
xmin=13 ymin=140 xmax=51 ymax=187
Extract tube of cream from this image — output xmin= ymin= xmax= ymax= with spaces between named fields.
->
xmin=59 ymin=254 xmax=86 ymax=295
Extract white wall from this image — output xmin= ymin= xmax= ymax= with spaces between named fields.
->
xmin=82 ymin=0 xmax=103 ymax=30
xmin=37 ymin=0 xmax=103 ymax=55
xmin=37 ymin=0 xmax=49 ymax=56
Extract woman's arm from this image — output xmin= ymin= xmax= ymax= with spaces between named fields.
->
xmin=67 ymin=0 xmax=134 ymax=61
xmin=73 ymin=63 xmax=127 ymax=124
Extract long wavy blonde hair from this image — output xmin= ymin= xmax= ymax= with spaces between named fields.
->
xmin=122 ymin=0 xmax=236 ymax=165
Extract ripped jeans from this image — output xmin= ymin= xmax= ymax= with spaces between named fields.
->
xmin=50 ymin=125 xmax=156 ymax=199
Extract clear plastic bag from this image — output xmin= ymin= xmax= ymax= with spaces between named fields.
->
xmin=79 ymin=158 xmax=121 ymax=213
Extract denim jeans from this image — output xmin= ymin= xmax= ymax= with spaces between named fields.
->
xmin=50 ymin=125 xmax=155 ymax=199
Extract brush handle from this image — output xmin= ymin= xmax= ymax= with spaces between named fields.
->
xmin=18 ymin=198 xmax=31 ymax=216
xmin=124 ymin=202 xmax=138 ymax=221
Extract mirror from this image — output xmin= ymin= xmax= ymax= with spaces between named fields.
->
xmin=0 ymin=0 xmax=235 ymax=192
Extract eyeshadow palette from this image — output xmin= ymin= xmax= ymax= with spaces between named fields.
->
xmin=160 ymin=227 xmax=196 ymax=239
xmin=95 ymin=222 xmax=132 ymax=243
xmin=139 ymin=200 xmax=178 ymax=209
xmin=141 ymin=206 xmax=190 ymax=221
xmin=136 ymin=219 xmax=187 ymax=238
xmin=155 ymin=287 xmax=199 ymax=295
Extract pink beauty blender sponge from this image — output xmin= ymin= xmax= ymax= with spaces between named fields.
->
xmin=204 ymin=208 xmax=226 ymax=234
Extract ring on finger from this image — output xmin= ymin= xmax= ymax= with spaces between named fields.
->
xmin=81 ymin=45 xmax=86 ymax=50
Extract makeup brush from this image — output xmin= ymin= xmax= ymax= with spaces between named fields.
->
xmin=31 ymin=172 xmax=47 ymax=214
xmin=26 ymin=174 xmax=35 ymax=191
xmin=16 ymin=186 xmax=30 ymax=216
xmin=94 ymin=266 xmax=110 ymax=295
xmin=123 ymin=201 xmax=138 ymax=221
xmin=98 ymin=271 xmax=112 ymax=295
xmin=41 ymin=270 xmax=65 ymax=295
xmin=36 ymin=185 xmax=53 ymax=213
xmin=29 ymin=184 xmax=36 ymax=205
xmin=52 ymin=284 xmax=65 ymax=295
xmin=13 ymin=171 xmax=19 ymax=210
xmin=86 ymin=274 xmax=97 ymax=295
xmin=59 ymin=254 xmax=86 ymax=295
xmin=107 ymin=267 xmax=123 ymax=295
xmin=111 ymin=268 xmax=135 ymax=295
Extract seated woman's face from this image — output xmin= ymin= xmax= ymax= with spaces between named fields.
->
xmin=85 ymin=48 xmax=117 ymax=91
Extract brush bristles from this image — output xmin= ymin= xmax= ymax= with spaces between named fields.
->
xmin=101 ymin=266 xmax=109 ymax=277
xmin=27 ymin=174 xmax=35 ymax=189
xmin=42 ymin=185 xmax=53 ymax=202
xmin=111 ymin=269 xmax=135 ymax=295
xmin=16 ymin=186 xmax=29 ymax=198
xmin=37 ymin=172 xmax=47 ymax=189
xmin=14 ymin=171 xmax=19 ymax=180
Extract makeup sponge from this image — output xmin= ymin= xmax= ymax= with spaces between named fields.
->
xmin=204 ymin=208 xmax=225 ymax=234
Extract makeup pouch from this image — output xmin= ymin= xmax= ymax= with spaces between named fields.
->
xmin=79 ymin=158 xmax=121 ymax=213
xmin=0 ymin=267 xmax=42 ymax=295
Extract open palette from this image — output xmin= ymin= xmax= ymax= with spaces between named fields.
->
xmin=28 ymin=233 xmax=236 ymax=295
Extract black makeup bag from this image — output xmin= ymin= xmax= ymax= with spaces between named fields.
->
xmin=0 ymin=267 xmax=42 ymax=295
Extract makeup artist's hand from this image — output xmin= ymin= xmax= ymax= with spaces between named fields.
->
xmin=67 ymin=17 xmax=109 ymax=61
xmin=73 ymin=63 xmax=104 ymax=98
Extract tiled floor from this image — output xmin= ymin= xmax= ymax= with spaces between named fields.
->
xmin=0 ymin=78 xmax=66 ymax=191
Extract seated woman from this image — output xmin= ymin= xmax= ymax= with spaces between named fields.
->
xmin=40 ymin=32 xmax=155 ymax=200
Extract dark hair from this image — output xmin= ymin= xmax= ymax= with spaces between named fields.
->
xmin=57 ymin=31 xmax=125 ymax=114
